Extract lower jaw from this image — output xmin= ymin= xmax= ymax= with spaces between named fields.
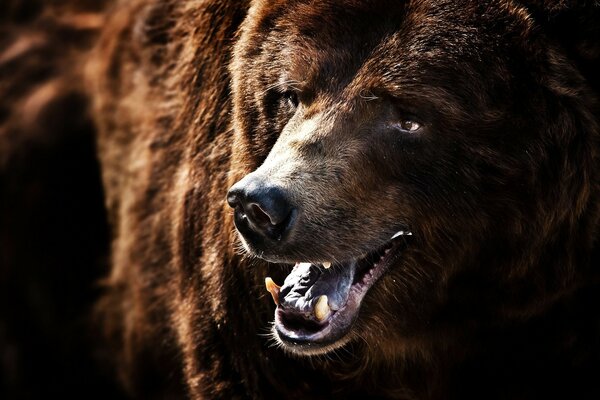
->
xmin=274 ymin=316 xmax=348 ymax=355
xmin=274 ymin=321 xmax=354 ymax=356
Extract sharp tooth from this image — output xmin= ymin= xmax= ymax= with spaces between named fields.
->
xmin=391 ymin=230 xmax=414 ymax=239
xmin=391 ymin=231 xmax=404 ymax=239
xmin=322 ymin=262 xmax=331 ymax=269
xmin=265 ymin=277 xmax=281 ymax=306
xmin=314 ymin=295 xmax=330 ymax=321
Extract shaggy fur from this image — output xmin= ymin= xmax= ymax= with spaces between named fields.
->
xmin=2 ymin=0 xmax=600 ymax=399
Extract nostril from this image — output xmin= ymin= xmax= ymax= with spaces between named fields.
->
xmin=257 ymin=187 xmax=292 ymax=227
xmin=249 ymin=203 xmax=273 ymax=226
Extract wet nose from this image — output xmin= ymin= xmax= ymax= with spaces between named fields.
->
xmin=227 ymin=176 xmax=296 ymax=240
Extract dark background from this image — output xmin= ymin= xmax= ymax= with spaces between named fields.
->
xmin=0 ymin=1 xmax=125 ymax=398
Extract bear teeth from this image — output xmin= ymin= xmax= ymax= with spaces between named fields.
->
xmin=323 ymin=262 xmax=332 ymax=269
xmin=314 ymin=295 xmax=330 ymax=321
xmin=265 ymin=277 xmax=281 ymax=305
xmin=391 ymin=231 xmax=413 ymax=239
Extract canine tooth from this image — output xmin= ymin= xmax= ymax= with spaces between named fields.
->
xmin=391 ymin=230 xmax=414 ymax=239
xmin=314 ymin=295 xmax=330 ymax=321
xmin=391 ymin=231 xmax=404 ymax=239
xmin=265 ymin=277 xmax=281 ymax=306
xmin=323 ymin=262 xmax=331 ymax=269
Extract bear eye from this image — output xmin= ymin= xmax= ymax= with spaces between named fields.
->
xmin=394 ymin=119 xmax=422 ymax=133
xmin=283 ymin=90 xmax=299 ymax=109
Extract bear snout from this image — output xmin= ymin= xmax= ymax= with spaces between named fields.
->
xmin=227 ymin=175 xmax=298 ymax=245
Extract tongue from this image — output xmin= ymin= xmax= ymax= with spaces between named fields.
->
xmin=278 ymin=262 xmax=356 ymax=314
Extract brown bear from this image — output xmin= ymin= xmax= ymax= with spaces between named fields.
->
xmin=84 ymin=0 xmax=600 ymax=399
xmin=86 ymin=0 xmax=600 ymax=399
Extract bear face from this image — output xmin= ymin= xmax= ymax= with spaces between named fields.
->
xmin=228 ymin=0 xmax=598 ymax=356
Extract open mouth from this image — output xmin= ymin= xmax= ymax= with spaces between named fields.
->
xmin=265 ymin=231 xmax=412 ymax=354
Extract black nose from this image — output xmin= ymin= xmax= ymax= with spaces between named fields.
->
xmin=227 ymin=176 xmax=296 ymax=241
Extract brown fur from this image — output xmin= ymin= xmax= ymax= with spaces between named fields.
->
xmin=2 ymin=0 xmax=600 ymax=399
